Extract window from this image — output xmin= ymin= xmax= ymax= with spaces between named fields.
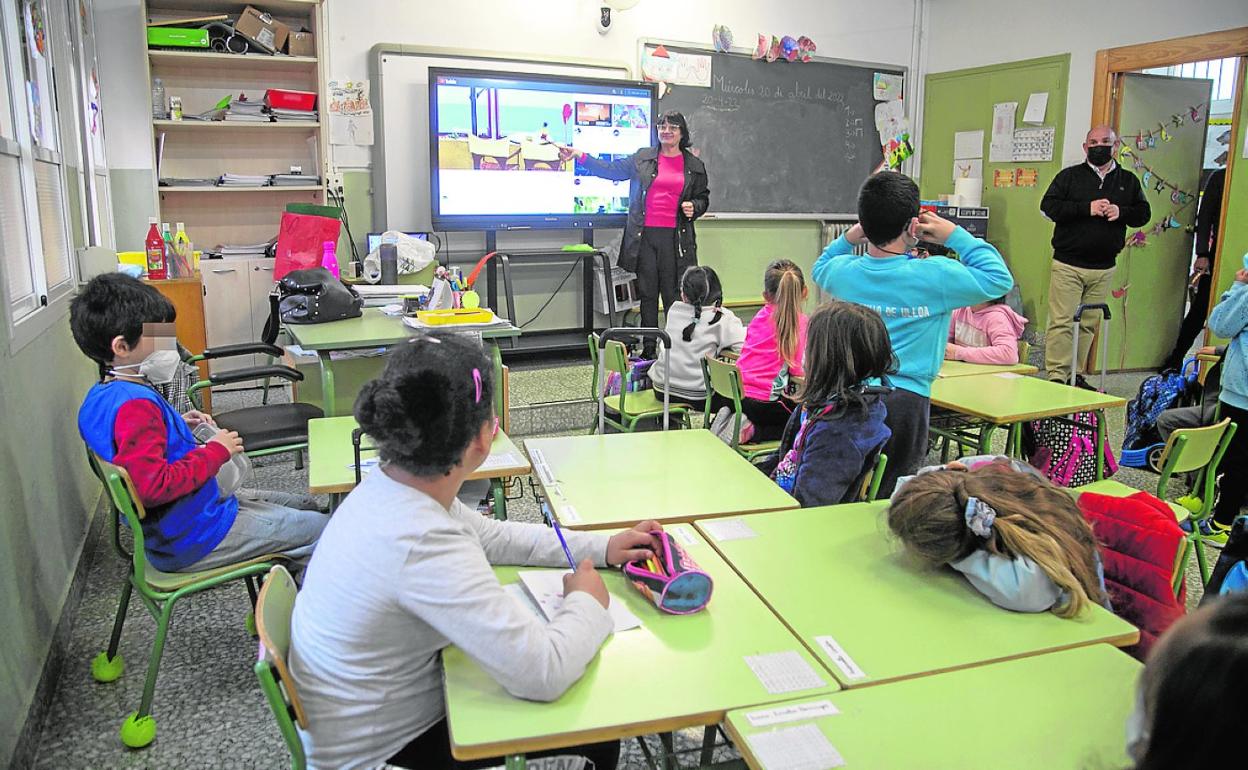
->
xmin=0 ymin=0 xmax=104 ymax=349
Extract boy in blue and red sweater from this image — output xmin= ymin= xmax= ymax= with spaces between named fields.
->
xmin=813 ymin=172 xmax=1014 ymax=497
xmin=72 ymin=273 xmax=326 ymax=573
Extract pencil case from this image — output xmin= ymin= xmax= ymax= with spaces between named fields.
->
xmin=621 ymin=531 xmax=713 ymax=614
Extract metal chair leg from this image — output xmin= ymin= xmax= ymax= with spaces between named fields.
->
xmin=106 ymin=581 xmax=133 ymax=660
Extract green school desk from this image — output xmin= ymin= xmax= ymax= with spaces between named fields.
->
xmin=937 ymin=359 xmax=1039 ymax=378
xmin=441 ymin=523 xmax=838 ymax=766
xmin=306 ymin=415 xmax=529 ymax=518
xmin=283 ymin=308 xmax=520 ymax=417
xmin=696 ymin=502 xmax=1138 ymax=688
xmin=525 ymin=430 xmax=799 ymax=530
xmin=930 ymin=372 xmax=1127 ymax=478
xmin=724 ymin=644 xmax=1140 ymax=770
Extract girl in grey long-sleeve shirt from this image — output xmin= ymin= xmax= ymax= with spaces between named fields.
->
xmin=289 ymin=333 xmax=660 ymax=770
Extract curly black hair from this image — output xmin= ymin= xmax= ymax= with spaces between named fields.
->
xmin=353 ymin=331 xmax=494 ymax=478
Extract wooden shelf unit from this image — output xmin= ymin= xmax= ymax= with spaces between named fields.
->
xmin=143 ymin=0 xmax=327 ymax=257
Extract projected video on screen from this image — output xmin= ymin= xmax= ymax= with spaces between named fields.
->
xmin=428 ymin=68 xmax=657 ymax=231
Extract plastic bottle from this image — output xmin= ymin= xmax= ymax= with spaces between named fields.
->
xmin=173 ymin=222 xmax=192 ymax=277
xmin=321 ymin=240 xmax=340 ymax=278
xmin=151 ymin=78 xmax=166 ymax=120
xmin=379 ymin=232 xmax=399 ymax=285
xmin=144 ymin=217 xmax=167 ymax=279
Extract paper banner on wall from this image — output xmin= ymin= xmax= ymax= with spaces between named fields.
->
xmin=989 ymin=101 xmax=1017 ymax=162
xmin=1022 ymin=92 xmax=1048 ymax=124
xmin=1015 ymin=168 xmax=1039 ymax=187
xmin=874 ymin=99 xmax=913 ymax=169
xmin=993 ymin=168 xmax=1015 ymax=188
xmin=1012 ymin=126 xmax=1055 ymax=162
xmin=953 ymin=158 xmax=983 ymax=182
xmin=643 ymin=48 xmax=711 ymax=87
xmin=873 ymin=72 xmax=903 ymax=101
xmin=953 ymin=130 xmax=984 ymax=160
xmin=328 ymin=79 xmax=373 ymax=146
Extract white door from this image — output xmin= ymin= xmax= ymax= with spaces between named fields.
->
xmin=201 ymin=262 xmax=255 ymax=374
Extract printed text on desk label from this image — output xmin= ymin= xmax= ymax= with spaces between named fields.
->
xmin=745 ymin=700 xmax=839 ymax=728
xmin=815 ymin=636 xmax=866 ymax=680
xmin=673 ymin=526 xmax=697 ymax=546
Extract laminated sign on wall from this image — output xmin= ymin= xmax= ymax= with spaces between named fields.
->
xmin=328 ymin=79 xmax=374 ymax=146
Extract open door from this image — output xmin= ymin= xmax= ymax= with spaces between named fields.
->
xmin=1105 ymin=73 xmax=1211 ymax=369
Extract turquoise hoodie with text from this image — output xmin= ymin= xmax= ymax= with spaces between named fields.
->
xmin=813 ymin=227 xmax=1014 ymax=397
xmin=1207 ymin=256 xmax=1248 ymax=412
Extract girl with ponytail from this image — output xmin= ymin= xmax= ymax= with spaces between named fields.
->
xmin=651 ymin=265 xmax=745 ymax=412
xmin=887 ymin=457 xmax=1108 ymax=618
xmin=736 ymin=259 xmax=810 ymax=442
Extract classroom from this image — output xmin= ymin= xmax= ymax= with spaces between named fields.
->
xmin=4 ymin=0 xmax=1248 ymax=768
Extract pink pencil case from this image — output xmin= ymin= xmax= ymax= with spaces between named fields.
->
xmin=621 ymin=531 xmax=713 ymax=614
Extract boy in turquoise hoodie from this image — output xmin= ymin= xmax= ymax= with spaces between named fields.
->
xmin=1204 ymin=255 xmax=1248 ymax=543
xmin=813 ymin=172 xmax=1014 ymax=496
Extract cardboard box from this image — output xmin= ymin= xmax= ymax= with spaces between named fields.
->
xmin=234 ymin=6 xmax=289 ymax=53
xmin=286 ymin=30 xmax=315 ymax=57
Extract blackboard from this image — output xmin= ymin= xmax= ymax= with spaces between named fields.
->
xmin=647 ymin=42 xmax=905 ymax=216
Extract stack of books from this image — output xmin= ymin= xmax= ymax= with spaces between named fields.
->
xmin=208 ymin=240 xmax=274 ymax=258
xmin=223 ymin=97 xmax=269 ymax=123
xmin=218 ymin=172 xmax=270 ymax=187
xmin=270 ymin=173 xmax=320 ymax=187
xmin=270 ymin=107 xmax=317 ymax=123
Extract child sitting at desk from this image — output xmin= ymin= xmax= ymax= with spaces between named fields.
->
xmin=945 ymin=296 xmax=1029 ymax=365
xmin=289 ymin=331 xmax=661 ymax=770
xmin=1125 ymin=595 xmax=1248 ymax=769
xmin=651 ymin=264 xmax=745 ymax=412
xmin=72 ymin=273 xmax=328 ymax=574
xmin=735 ymin=259 xmax=809 ymax=442
xmin=772 ymin=301 xmax=893 ymax=507
xmin=887 ymin=456 xmax=1107 ymax=617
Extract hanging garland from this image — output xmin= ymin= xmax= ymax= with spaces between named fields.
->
xmin=1123 ymin=103 xmax=1207 ymax=151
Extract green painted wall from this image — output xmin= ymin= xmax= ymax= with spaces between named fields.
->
xmin=0 ymin=317 xmax=100 ymax=767
xmin=1212 ymin=82 xmax=1248 ymax=319
xmin=920 ymin=55 xmax=1070 ymax=330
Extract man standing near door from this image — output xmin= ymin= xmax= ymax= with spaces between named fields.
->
xmin=1040 ymin=125 xmax=1151 ymax=383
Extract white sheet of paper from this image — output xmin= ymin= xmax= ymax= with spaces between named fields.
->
xmin=814 ymin=636 xmax=867 ymax=681
xmin=744 ymin=651 xmax=827 ymax=695
xmin=703 ymin=519 xmax=758 ymax=542
xmin=745 ymin=700 xmax=840 ymax=728
xmin=1023 ymin=92 xmax=1049 ymax=124
xmin=953 ymin=158 xmax=983 ymax=182
xmin=953 ymin=130 xmax=984 ymax=159
xmin=518 ymin=571 xmax=641 ymax=633
xmin=478 ymin=451 xmax=521 ymax=471
xmin=989 ymin=102 xmax=1017 ymax=163
xmin=748 ymin=724 xmax=845 ymax=770
xmin=873 ymin=72 xmax=904 ymax=101
xmin=328 ymin=79 xmax=373 ymax=146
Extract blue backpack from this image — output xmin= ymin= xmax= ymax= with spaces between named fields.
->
xmin=1122 ymin=359 xmax=1197 ymax=451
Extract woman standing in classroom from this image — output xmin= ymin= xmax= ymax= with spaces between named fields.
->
xmin=560 ymin=112 xmax=710 ymax=356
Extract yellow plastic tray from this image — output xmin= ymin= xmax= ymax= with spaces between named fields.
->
xmin=414 ymin=308 xmax=495 ymax=325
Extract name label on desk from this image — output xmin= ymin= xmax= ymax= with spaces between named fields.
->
xmin=745 ymin=699 xmax=839 ymax=727
xmin=560 ymin=504 xmax=581 ymax=524
xmin=672 ymin=526 xmax=697 ymax=546
xmin=815 ymin=635 xmax=867 ymax=680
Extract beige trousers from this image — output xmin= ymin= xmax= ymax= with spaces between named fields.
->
xmin=1044 ymin=261 xmax=1115 ymax=383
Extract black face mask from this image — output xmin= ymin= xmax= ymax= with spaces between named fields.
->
xmin=1087 ymin=145 xmax=1113 ymax=167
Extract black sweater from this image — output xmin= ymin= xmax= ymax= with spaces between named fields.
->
xmin=1040 ymin=163 xmax=1151 ymax=269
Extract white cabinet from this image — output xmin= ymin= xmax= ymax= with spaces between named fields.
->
xmin=201 ymin=257 xmax=278 ymax=376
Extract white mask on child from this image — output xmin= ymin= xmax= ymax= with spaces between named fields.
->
xmin=112 ymin=349 xmax=182 ymax=385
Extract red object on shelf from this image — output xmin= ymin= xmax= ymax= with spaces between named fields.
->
xmin=264 ymin=89 xmax=317 ymax=111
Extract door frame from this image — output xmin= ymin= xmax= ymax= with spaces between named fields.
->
xmin=1090 ymin=27 xmax=1248 ymax=349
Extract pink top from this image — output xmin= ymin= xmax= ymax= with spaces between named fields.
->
xmin=946 ymin=304 xmax=1029 ymax=365
xmin=738 ymin=303 xmax=809 ymax=401
xmin=644 ymin=153 xmax=684 ymax=228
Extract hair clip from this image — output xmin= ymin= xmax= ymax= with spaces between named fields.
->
xmin=964 ymin=496 xmax=996 ymax=539
xmin=472 ymin=368 xmax=482 ymax=403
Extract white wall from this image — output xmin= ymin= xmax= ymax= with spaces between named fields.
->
xmin=327 ymin=0 xmax=924 ymax=167
xmin=926 ymin=0 xmax=1248 ymax=165
xmin=95 ymin=0 xmax=151 ymax=169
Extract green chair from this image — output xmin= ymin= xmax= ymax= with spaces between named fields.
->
xmin=87 ymin=451 xmax=286 ymax=749
xmin=701 ymin=355 xmax=781 ymax=463
xmin=1153 ymin=417 xmax=1237 ymax=592
xmin=588 ymin=333 xmax=689 ymax=433
xmin=255 ymin=565 xmax=309 ymax=770
xmin=856 ymin=451 xmax=890 ymax=502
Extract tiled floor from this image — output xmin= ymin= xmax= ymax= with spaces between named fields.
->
xmin=30 ymin=365 xmax=1225 ymax=769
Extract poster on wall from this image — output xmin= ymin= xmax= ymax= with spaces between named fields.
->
xmin=989 ymin=101 xmax=1017 ymax=162
xmin=328 ymin=79 xmax=374 ymax=146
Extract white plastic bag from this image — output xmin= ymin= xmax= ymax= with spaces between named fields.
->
xmin=362 ymin=231 xmax=435 ymax=284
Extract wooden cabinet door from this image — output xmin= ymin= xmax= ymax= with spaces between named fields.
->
xmin=201 ymin=262 xmax=256 ymax=374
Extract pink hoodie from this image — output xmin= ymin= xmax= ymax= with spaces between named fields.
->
xmin=738 ymin=303 xmax=809 ymax=401
xmin=947 ymin=304 xmax=1029 ymax=365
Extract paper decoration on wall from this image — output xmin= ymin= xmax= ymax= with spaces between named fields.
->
xmin=1011 ymin=126 xmax=1055 ymax=162
xmin=751 ymin=33 xmax=815 ymax=62
xmin=953 ymin=158 xmax=983 ymax=182
xmin=1015 ymin=168 xmax=1039 ymax=187
xmin=953 ymin=130 xmax=984 ymax=160
xmin=1022 ymin=92 xmax=1048 ymax=124
xmin=1125 ymin=104 xmax=1207 ymax=152
xmin=873 ymin=72 xmax=904 ymax=101
xmin=712 ymin=24 xmax=733 ymax=52
xmin=989 ymin=102 xmax=1017 ymax=163
xmin=642 ymin=47 xmax=712 ymax=88
xmin=993 ymin=168 xmax=1015 ymax=188
xmin=328 ymin=79 xmax=373 ymax=146
xmin=874 ymin=99 xmax=912 ymax=170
